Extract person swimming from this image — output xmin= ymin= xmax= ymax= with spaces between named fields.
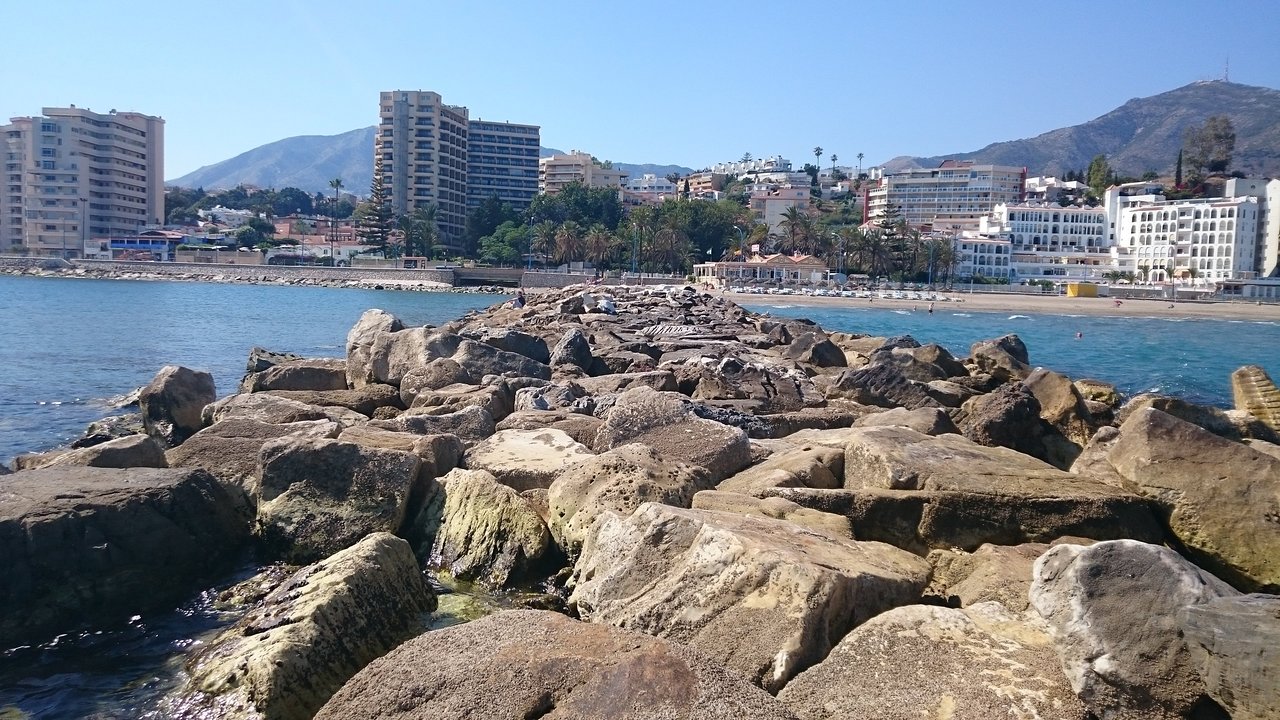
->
xmin=1075 ymin=331 xmax=1083 ymax=339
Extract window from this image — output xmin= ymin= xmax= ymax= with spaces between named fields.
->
xmin=41 ymin=161 xmax=55 ymax=170
xmin=41 ymin=148 xmax=56 ymax=158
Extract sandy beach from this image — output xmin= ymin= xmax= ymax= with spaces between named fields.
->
xmin=724 ymin=289 xmax=1280 ymax=322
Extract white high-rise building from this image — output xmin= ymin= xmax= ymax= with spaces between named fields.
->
xmin=1114 ymin=196 xmax=1259 ymax=285
xmin=864 ymin=161 xmax=1026 ymax=228
xmin=985 ymin=202 xmax=1111 ymax=281
xmin=1224 ymin=177 xmax=1280 ymax=277
xmin=2 ymin=106 xmax=164 ymax=257
xmin=378 ymin=90 xmax=470 ymax=247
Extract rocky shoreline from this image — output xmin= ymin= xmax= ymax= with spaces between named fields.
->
xmin=3 ymin=284 xmax=1278 ymax=719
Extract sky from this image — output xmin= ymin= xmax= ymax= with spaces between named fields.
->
xmin=5 ymin=0 xmax=1279 ymax=181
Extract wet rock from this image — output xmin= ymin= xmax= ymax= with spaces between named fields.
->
xmin=139 ymin=365 xmax=217 ymax=447
xmin=71 ymin=412 xmax=144 ymax=449
xmin=315 ymin=610 xmax=798 ymax=720
xmin=431 ymin=469 xmax=551 ymax=587
xmin=180 ymin=533 xmax=434 ymax=720
xmin=256 ymin=438 xmax=421 ymax=563
xmin=0 ymin=467 xmax=250 ymax=647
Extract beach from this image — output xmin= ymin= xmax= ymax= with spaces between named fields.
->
xmin=724 ymin=288 xmax=1280 ymax=322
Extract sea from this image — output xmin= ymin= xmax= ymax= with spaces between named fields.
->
xmin=1 ymin=275 xmax=1279 ymax=716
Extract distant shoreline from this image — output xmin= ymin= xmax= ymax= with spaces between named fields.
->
xmin=727 ymin=289 xmax=1280 ymax=322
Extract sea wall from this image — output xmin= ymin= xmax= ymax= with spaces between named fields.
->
xmin=70 ymin=259 xmax=455 ymax=285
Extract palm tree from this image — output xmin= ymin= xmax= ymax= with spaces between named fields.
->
xmin=554 ymin=221 xmax=583 ymax=265
xmin=813 ymin=147 xmax=823 ymax=172
xmin=399 ymin=204 xmax=437 ymax=258
xmin=651 ymin=213 xmax=691 ymax=273
xmin=830 ymin=153 xmax=838 ymax=176
xmin=778 ymin=206 xmax=807 ymax=254
xmin=533 ymin=221 xmax=557 ymax=265
xmin=856 ymin=152 xmax=864 ymax=178
xmin=328 ymin=177 xmax=344 ymax=257
xmin=584 ymin=224 xmax=614 ymax=269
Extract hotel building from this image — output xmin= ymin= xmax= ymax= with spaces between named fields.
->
xmin=466 ymin=119 xmax=540 ymax=213
xmin=1114 ymin=196 xmax=1259 ymax=285
xmin=864 ymin=161 xmax=1026 ymax=228
xmin=987 ymin=202 xmax=1111 ymax=281
xmin=538 ymin=151 xmax=628 ymax=195
xmin=2 ymin=106 xmax=164 ymax=257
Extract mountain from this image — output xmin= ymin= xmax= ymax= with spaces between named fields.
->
xmin=170 ymin=138 xmax=693 ymax=195
xmin=882 ymin=81 xmax=1280 ymax=178
xmin=169 ymin=127 xmax=378 ymax=194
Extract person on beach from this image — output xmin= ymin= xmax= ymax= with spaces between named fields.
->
xmin=928 ymin=302 xmax=934 ymax=315
xmin=513 ymin=289 xmax=526 ymax=309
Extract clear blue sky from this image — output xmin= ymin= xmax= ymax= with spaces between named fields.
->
xmin=5 ymin=0 xmax=1278 ymax=180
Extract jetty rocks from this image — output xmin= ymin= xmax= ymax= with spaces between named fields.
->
xmin=4 ymin=284 xmax=1279 ymax=719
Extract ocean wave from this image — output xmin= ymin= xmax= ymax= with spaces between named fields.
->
xmin=1008 ymin=315 xmax=1030 ymax=320
xmin=951 ymin=313 xmax=971 ymax=317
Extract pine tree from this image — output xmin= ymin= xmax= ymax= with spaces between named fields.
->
xmin=357 ymin=155 xmax=395 ymax=250
xmin=1175 ymin=149 xmax=1183 ymax=188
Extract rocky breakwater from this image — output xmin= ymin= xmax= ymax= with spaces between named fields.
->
xmin=4 ymin=284 xmax=1279 ymax=719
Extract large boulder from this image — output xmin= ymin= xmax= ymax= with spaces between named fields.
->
xmin=678 ymin=357 xmax=825 ymax=414
xmin=1104 ymin=407 xmax=1280 ymax=591
xmin=593 ymin=386 xmax=750 ymax=482
xmin=1030 ymin=540 xmax=1240 ymax=720
xmin=255 ymin=438 xmax=421 ymax=563
xmin=715 ymin=443 xmax=842 ymax=495
xmin=431 ymin=469 xmax=551 ymax=587
xmin=1118 ymin=392 xmax=1279 ymax=443
xmin=1025 ymin=368 xmax=1099 ymax=447
xmin=778 ymin=603 xmax=1086 ymax=720
xmin=249 ymin=358 xmax=347 ymax=392
xmin=345 ymin=309 xmax=404 ymax=388
xmin=139 ymin=365 xmax=217 ymax=446
xmin=369 ymin=328 xmax=463 ymax=386
xmin=315 ymin=610 xmax=798 ymax=720
xmin=692 ymin=490 xmax=852 ymax=539
xmin=452 ymin=338 xmax=553 ymax=381
xmin=179 ymin=533 xmax=434 ymax=720
xmin=263 ymin=384 xmax=404 ymax=417
xmin=463 ymin=327 xmax=549 ymax=364
xmin=202 ymin=392 xmax=332 ymax=426
xmin=548 ymin=443 xmax=713 ymax=553
xmin=549 ymin=327 xmax=594 ymax=369
xmin=463 ymin=428 xmax=594 ymax=491
xmin=1232 ymin=364 xmax=1280 ymax=432
xmin=926 ymin=540 xmax=1082 ymax=612
xmin=167 ymin=418 xmax=340 ymax=495
xmin=495 ymin=409 xmax=603 ymax=447
xmin=43 ymin=434 xmax=168 ymax=469
xmin=783 ymin=331 xmax=847 ymax=367
xmin=957 ymin=381 xmax=1070 ymax=466
xmin=969 ymin=334 xmax=1032 ymax=381
xmin=369 ymin=404 xmax=496 ymax=446
xmin=570 ymin=502 xmax=930 ymax=691
xmin=820 ymin=361 xmax=941 ymax=410
xmin=402 ymin=380 xmax=514 ymax=420
xmin=853 ymin=406 xmax=959 ymax=435
xmin=0 ymin=467 xmax=250 ymax=647
xmin=1181 ymin=594 xmax=1280 ymax=720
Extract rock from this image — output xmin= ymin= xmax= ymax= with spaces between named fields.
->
xmin=926 ymin=540 xmax=1084 ymax=612
xmin=716 ymin=443 xmax=842 ymax=494
xmin=315 ymin=610 xmax=799 ymax=720
xmin=1104 ymin=407 xmax=1280 ymax=592
xmin=0 ymin=467 xmax=250 ymax=647
xmin=431 ymin=469 xmax=551 ymax=587
xmin=398 ymin=357 xmax=473 ymax=400
xmin=168 ymin=418 xmax=341 ymax=494
xmin=1232 ymin=364 xmax=1280 ymax=433
xmin=180 ymin=533 xmax=434 ymax=720
xmin=1118 ymin=392 xmax=1279 ymax=443
xmin=464 ymin=327 xmax=550 ymax=364
xmin=463 ymin=428 xmax=594 ymax=491
xmin=369 ymin=405 xmax=496 ymax=446
xmin=244 ymin=346 xmax=303 ymax=375
xmin=762 ymin=484 xmax=1163 ymax=555
xmin=548 ymin=443 xmax=712 ymax=553
xmin=1026 ymin=368 xmax=1099 ymax=447
xmin=256 ymin=438 xmax=421 ymax=563
xmin=495 ymin=409 xmax=603 ymax=447
xmin=957 ymin=382 xmax=1064 ymax=465
xmin=1075 ymin=377 xmax=1121 ymax=407
xmin=512 ymin=383 xmax=576 ymax=412
xmin=593 ymin=386 xmax=750 ymax=482
xmin=549 ymin=327 xmax=594 ymax=370
xmin=853 ymin=406 xmax=959 ymax=435
xmin=335 ymin=426 xmax=463 ymax=481
xmin=570 ymin=503 xmax=930 ymax=691
xmin=570 ymin=370 xmax=677 ymax=396
xmin=1181 ymin=594 xmax=1280 ymax=720
xmin=345 ymin=309 xmax=404 ymax=388
xmin=821 ymin=361 xmax=942 ymax=410
xmin=452 ymin=338 xmax=552 ymax=381
xmin=202 ymin=392 xmax=332 ymax=426
xmin=692 ymin=490 xmax=852 ymax=539
xmin=70 ymin=412 xmax=145 ymax=448
xmin=139 ymin=365 xmax=217 ymax=447
xmin=923 ymin=378 xmax=978 ymax=407
xmin=684 ymin=359 xmax=826 ymax=414
xmin=369 ymin=327 xmax=463 ymax=386
xmin=263 ymin=384 xmax=404 ymax=417
xmin=249 ymin=358 xmax=347 ymax=392
xmin=778 ymin=602 xmax=1087 ymax=720
xmin=1030 ymin=540 xmax=1239 ymax=720
xmin=43 ymin=434 xmax=168 ymax=469
xmin=969 ymin=333 xmax=1032 ymax=381
xmin=783 ymin=331 xmax=847 ymax=367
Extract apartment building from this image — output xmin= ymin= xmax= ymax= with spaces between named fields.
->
xmin=378 ymin=90 xmax=471 ymax=248
xmin=538 ymin=151 xmax=627 ymax=195
xmin=864 ymin=161 xmax=1026 ymax=228
xmin=467 ymin=119 xmax=540 ymax=213
xmin=986 ymin=203 xmax=1111 ymax=281
xmin=1224 ymin=177 xmax=1280 ymax=277
xmin=1114 ymin=196 xmax=1259 ymax=285
xmin=2 ymin=106 xmax=164 ymax=257
xmin=749 ymin=186 xmax=810 ymax=238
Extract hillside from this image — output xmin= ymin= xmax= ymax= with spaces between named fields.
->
xmin=170 ymin=138 xmax=692 ymax=196
xmin=882 ymin=80 xmax=1280 ymax=178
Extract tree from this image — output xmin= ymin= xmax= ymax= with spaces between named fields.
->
xmin=357 ymin=158 xmax=395 ymax=251
xmin=856 ymin=152 xmax=864 ymax=178
xmin=584 ymin=224 xmax=615 ymax=269
xmin=234 ymin=225 xmax=264 ymax=248
xmin=1183 ymin=115 xmax=1235 ymax=178
xmin=1175 ymin=149 xmax=1184 ymax=188
xmin=477 ymin=220 xmax=527 ymax=266
xmin=532 ymin=221 xmax=557 ymax=264
xmin=740 ymin=152 xmax=753 ymax=164
xmin=1086 ymin=155 xmax=1111 ymax=196
xmin=245 ymin=216 xmax=276 ymax=237
xmin=813 ymin=146 xmax=823 ymax=175
xmin=272 ymin=187 xmax=314 ymax=217
xmin=398 ymin=205 xmax=437 ymax=259
xmin=554 ymin=221 xmax=583 ymax=264
xmin=328 ymin=177 xmax=344 ymax=253
xmin=465 ymin=195 xmax=519 ymax=255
